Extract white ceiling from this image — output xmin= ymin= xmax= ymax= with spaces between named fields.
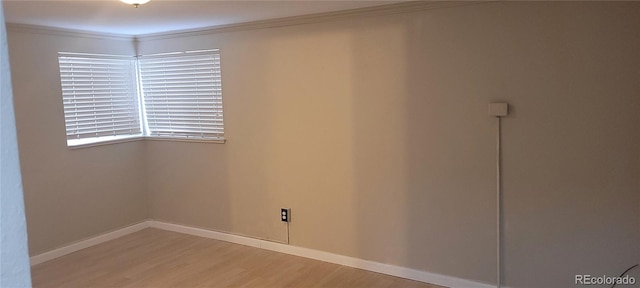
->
xmin=2 ymin=0 xmax=404 ymax=35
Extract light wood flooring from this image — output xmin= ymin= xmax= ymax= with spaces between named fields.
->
xmin=32 ymin=228 xmax=445 ymax=288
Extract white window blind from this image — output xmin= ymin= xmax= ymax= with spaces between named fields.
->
xmin=138 ymin=50 xmax=224 ymax=140
xmin=58 ymin=54 xmax=141 ymax=146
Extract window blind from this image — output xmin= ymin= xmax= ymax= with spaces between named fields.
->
xmin=138 ymin=50 xmax=224 ymax=140
xmin=58 ymin=54 xmax=141 ymax=146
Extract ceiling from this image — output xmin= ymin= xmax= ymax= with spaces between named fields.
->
xmin=2 ymin=0 xmax=405 ymax=36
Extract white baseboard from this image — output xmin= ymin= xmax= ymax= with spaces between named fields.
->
xmin=148 ymin=220 xmax=496 ymax=288
xmin=30 ymin=220 xmax=496 ymax=288
xmin=29 ymin=221 xmax=149 ymax=266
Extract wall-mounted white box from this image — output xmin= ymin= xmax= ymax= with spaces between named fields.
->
xmin=488 ymin=103 xmax=509 ymax=116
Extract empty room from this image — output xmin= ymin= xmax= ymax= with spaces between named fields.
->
xmin=0 ymin=1 xmax=638 ymax=288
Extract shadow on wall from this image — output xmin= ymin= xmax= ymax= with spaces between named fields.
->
xmin=400 ymin=6 xmax=498 ymax=284
xmin=234 ymin=27 xmax=361 ymax=247
xmin=349 ymin=7 xmax=495 ymax=285
xmin=349 ymin=16 xmax=412 ymax=277
xmin=224 ymin=34 xmax=284 ymax=241
xmin=217 ymin=6 xmax=499 ymax=283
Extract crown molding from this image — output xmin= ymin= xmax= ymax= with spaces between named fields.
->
xmin=6 ymin=1 xmax=489 ymax=42
xmin=137 ymin=1 xmax=487 ymax=41
xmin=5 ymin=23 xmax=134 ymax=41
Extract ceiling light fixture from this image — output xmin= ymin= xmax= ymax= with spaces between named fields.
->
xmin=120 ymin=0 xmax=150 ymax=8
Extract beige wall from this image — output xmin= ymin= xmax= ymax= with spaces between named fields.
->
xmin=143 ymin=4 xmax=498 ymax=281
xmin=7 ymin=29 xmax=148 ymax=255
xmin=5 ymin=1 xmax=639 ymax=288
xmin=139 ymin=2 xmax=640 ymax=287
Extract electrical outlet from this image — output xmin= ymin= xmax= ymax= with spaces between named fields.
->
xmin=281 ymin=208 xmax=290 ymax=222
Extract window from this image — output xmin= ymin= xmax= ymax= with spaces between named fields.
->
xmin=138 ymin=51 xmax=224 ymax=140
xmin=57 ymin=50 xmax=224 ymax=147
xmin=58 ymin=54 xmax=142 ymax=146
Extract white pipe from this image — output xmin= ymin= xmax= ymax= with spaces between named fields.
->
xmin=496 ymin=116 xmax=502 ymax=288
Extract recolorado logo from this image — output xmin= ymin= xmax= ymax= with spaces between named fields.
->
xmin=575 ymin=274 xmax=636 ymax=286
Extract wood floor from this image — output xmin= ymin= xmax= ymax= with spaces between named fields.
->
xmin=32 ymin=228 xmax=445 ymax=288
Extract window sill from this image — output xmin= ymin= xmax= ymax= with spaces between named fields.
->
xmin=67 ymin=136 xmax=226 ymax=149
xmin=67 ymin=136 xmax=144 ymax=150
xmin=144 ymin=137 xmax=226 ymax=144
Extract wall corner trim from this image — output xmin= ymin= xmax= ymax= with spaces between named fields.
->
xmin=30 ymin=220 xmax=496 ymax=288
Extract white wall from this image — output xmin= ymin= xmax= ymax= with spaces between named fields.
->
xmin=0 ymin=1 xmax=32 ymax=287
xmin=6 ymin=28 xmax=148 ymax=255
xmin=138 ymin=2 xmax=640 ymax=287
